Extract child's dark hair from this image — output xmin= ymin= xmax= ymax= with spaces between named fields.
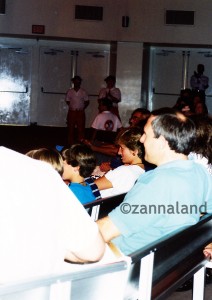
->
xmin=62 ymin=144 xmax=96 ymax=178
xmin=99 ymin=97 xmax=113 ymax=110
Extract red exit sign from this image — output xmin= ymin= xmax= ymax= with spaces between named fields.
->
xmin=32 ymin=25 xmax=45 ymax=34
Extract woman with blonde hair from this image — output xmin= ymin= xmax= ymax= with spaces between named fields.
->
xmin=26 ymin=147 xmax=64 ymax=176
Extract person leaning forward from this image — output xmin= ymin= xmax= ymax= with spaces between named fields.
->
xmin=0 ymin=146 xmax=105 ymax=283
xmin=97 ymin=109 xmax=212 ymax=255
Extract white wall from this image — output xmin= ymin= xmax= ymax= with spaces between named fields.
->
xmin=0 ymin=0 xmax=211 ymax=125
xmin=0 ymin=0 xmax=121 ymax=41
xmin=118 ymin=1 xmax=212 ymax=45
xmin=116 ymin=42 xmax=143 ymax=127
xmin=0 ymin=1 xmax=212 ymax=46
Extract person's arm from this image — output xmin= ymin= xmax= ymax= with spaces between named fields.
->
xmin=92 ymin=144 xmax=118 ymax=156
xmin=65 ymin=89 xmax=71 ymax=106
xmin=190 ymin=74 xmax=196 ymax=89
xmin=96 ymin=216 xmax=121 ymax=243
xmin=95 ymin=175 xmax=113 ymax=190
xmin=90 ymin=128 xmax=97 ymax=143
xmin=108 ymin=88 xmax=121 ymax=104
xmin=65 ymin=230 xmax=106 ymax=263
xmin=108 ymin=92 xmax=120 ymax=103
xmin=57 ymin=174 xmax=106 ymax=264
xmin=204 ymin=77 xmax=209 ymax=90
xmin=82 ymin=139 xmax=118 ymax=156
xmin=98 ymin=88 xmax=106 ymax=99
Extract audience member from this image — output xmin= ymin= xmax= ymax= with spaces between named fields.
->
xmin=26 ymin=147 xmax=64 ymax=176
xmin=96 ymin=110 xmax=212 ymax=255
xmin=188 ymin=114 xmax=212 ymax=175
xmin=85 ymin=107 xmax=150 ymax=172
xmin=65 ymin=75 xmax=89 ymax=145
xmin=90 ymin=97 xmax=122 ymax=143
xmin=95 ymin=127 xmax=145 ymax=197
xmin=0 ymin=146 xmax=105 ymax=283
xmin=192 ymin=91 xmax=208 ymax=115
xmin=98 ymin=75 xmax=121 ymax=118
xmin=62 ymin=144 xmax=101 ymax=204
xmin=173 ymin=88 xmax=193 ymax=115
xmin=129 ymin=108 xmax=151 ymax=127
xmin=190 ymin=64 xmax=209 ymax=102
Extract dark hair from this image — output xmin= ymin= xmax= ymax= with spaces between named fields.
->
xmin=99 ymin=97 xmax=113 ymax=110
xmin=62 ymin=144 xmax=96 ymax=178
xmin=190 ymin=114 xmax=212 ymax=164
xmin=116 ymin=126 xmax=144 ymax=159
xmin=71 ymin=75 xmax=82 ymax=82
xmin=104 ymin=75 xmax=116 ymax=82
xmin=152 ymin=107 xmax=179 ymax=116
xmin=132 ymin=108 xmax=151 ymax=118
xmin=151 ymin=113 xmax=196 ymax=155
xmin=197 ymin=64 xmax=204 ymax=72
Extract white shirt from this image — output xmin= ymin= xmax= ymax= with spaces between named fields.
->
xmin=188 ymin=152 xmax=212 ymax=175
xmin=190 ymin=74 xmax=209 ymax=91
xmin=91 ymin=111 xmax=122 ymax=132
xmin=0 ymin=147 xmax=100 ymax=283
xmin=65 ymin=87 xmax=88 ymax=110
xmin=100 ymin=165 xmax=145 ymax=198
xmin=98 ymin=87 xmax=121 ymax=107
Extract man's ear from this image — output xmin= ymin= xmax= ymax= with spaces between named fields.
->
xmin=158 ymin=135 xmax=168 ymax=149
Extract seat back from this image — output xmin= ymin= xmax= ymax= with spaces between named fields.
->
xmin=0 ymin=259 xmax=130 ymax=300
xmin=84 ymin=193 xmax=126 ymax=220
xmin=126 ymin=214 xmax=212 ymax=300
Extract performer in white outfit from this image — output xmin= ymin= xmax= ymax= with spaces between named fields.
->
xmin=98 ymin=75 xmax=121 ymax=118
xmin=91 ymin=97 xmax=122 ymax=143
xmin=65 ymin=75 xmax=89 ymax=144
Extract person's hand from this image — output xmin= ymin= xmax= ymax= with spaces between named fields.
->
xmin=100 ymin=162 xmax=111 ymax=172
xmin=203 ymin=243 xmax=212 ymax=260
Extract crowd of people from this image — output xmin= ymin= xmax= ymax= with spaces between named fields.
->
xmin=65 ymin=68 xmax=210 ymax=148
xmin=173 ymin=88 xmax=208 ymax=115
xmin=0 ymin=71 xmax=211 ymax=294
xmin=173 ymin=63 xmax=209 ymax=116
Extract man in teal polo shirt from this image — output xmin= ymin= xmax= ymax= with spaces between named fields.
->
xmin=97 ymin=110 xmax=212 ymax=255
